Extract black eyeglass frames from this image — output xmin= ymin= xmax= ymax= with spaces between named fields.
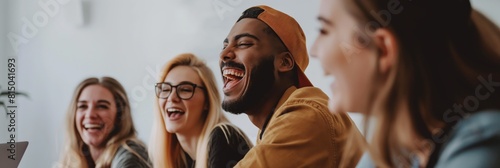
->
xmin=155 ymin=82 xmax=206 ymax=100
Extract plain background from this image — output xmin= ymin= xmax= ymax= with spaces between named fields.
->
xmin=0 ymin=0 xmax=499 ymax=167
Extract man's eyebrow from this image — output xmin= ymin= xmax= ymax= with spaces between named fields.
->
xmin=318 ymin=16 xmax=333 ymax=25
xmin=234 ymin=33 xmax=259 ymax=41
xmin=224 ymin=33 xmax=260 ymax=44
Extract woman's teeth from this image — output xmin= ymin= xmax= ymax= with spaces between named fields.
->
xmin=167 ymin=108 xmax=185 ymax=116
xmin=84 ymin=123 xmax=103 ymax=129
xmin=167 ymin=108 xmax=184 ymax=113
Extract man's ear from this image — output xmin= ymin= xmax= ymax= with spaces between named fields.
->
xmin=373 ymin=28 xmax=398 ymax=74
xmin=275 ymin=52 xmax=295 ymax=72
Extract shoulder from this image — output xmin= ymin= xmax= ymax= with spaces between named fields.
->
xmin=276 ymin=87 xmax=329 ymax=118
xmin=210 ymin=123 xmax=240 ymax=135
xmin=458 ymin=110 xmax=500 ymax=132
xmin=118 ymin=140 xmax=148 ymax=156
xmin=436 ymin=110 xmax=500 ymax=167
xmin=285 ymin=86 xmax=329 ymax=108
xmin=209 ymin=123 xmax=249 ymax=145
xmin=274 ymin=87 xmax=353 ymax=132
xmin=446 ymin=110 xmax=500 ymax=144
xmin=125 ymin=140 xmax=147 ymax=152
xmin=262 ymin=86 xmax=355 ymax=141
xmin=208 ymin=124 xmax=251 ymax=167
xmin=112 ymin=140 xmax=150 ymax=168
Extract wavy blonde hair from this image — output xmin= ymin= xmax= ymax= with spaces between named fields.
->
xmin=59 ymin=77 xmax=149 ymax=168
xmin=149 ymin=53 xmax=252 ymax=168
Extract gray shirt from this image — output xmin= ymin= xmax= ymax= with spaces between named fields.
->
xmin=111 ymin=141 xmax=151 ymax=168
xmin=433 ymin=110 xmax=500 ymax=168
xmin=356 ymin=110 xmax=500 ymax=168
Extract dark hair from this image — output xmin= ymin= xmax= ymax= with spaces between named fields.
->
xmin=237 ymin=7 xmax=264 ymax=22
xmin=236 ymin=6 xmax=297 ymax=85
xmin=237 ymin=6 xmax=285 ymax=49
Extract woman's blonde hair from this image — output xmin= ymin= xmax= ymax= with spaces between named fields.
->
xmin=338 ymin=0 xmax=500 ymax=167
xmin=59 ymin=77 xmax=148 ymax=168
xmin=149 ymin=53 xmax=252 ymax=168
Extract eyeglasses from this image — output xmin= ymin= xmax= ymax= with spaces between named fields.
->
xmin=155 ymin=82 xmax=206 ymax=100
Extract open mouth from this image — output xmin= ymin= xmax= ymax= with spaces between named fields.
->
xmin=83 ymin=123 xmax=104 ymax=131
xmin=166 ymin=108 xmax=185 ymax=120
xmin=222 ymin=67 xmax=245 ymax=90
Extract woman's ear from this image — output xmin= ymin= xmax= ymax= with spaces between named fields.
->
xmin=373 ymin=28 xmax=398 ymax=74
xmin=275 ymin=52 xmax=295 ymax=73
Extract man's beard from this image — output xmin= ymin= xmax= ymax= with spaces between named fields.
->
xmin=222 ymin=56 xmax=275 ymax=114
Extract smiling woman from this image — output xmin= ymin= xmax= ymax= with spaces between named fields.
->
xmin=58 ymin=77 xmax=151 ymax=168
xmin=311 ymin=0 xmax=500 ymax=167
xmin=149 ymin=53 xmax=252 ymax=168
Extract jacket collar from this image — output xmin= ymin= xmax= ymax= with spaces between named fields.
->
xmin=258 ymin=86 xmax=298 ymax=141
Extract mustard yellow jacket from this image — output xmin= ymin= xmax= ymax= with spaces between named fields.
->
xmin=235 ymin=86 xmax=363 ymax=168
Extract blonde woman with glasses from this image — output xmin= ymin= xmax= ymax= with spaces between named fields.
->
xmin=149 ymin=53 xmax=252 ymax=168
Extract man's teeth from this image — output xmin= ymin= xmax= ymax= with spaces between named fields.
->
xmin=223 ymin=69 xmax=244 ymax=78
xmin=84 ymin=124 xmax=103 ymax=129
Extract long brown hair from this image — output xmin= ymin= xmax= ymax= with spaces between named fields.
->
xmin=340 ymin=0 xmax=500 ymax=167
xmin=59 ymin=77 xmax=149 ymax=168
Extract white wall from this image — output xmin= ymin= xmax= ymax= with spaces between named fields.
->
xmin=1 ymin=0 xmax=499 ymax=167
xmin=0 ymin=0 xmax=8 ymax=145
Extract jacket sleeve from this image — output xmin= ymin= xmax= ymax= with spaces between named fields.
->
xmin=234 ymin=101 xmax=348 ymax=168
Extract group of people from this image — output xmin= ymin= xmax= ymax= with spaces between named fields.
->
xmin=58 ymin=0 xmax=500 ymax=167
